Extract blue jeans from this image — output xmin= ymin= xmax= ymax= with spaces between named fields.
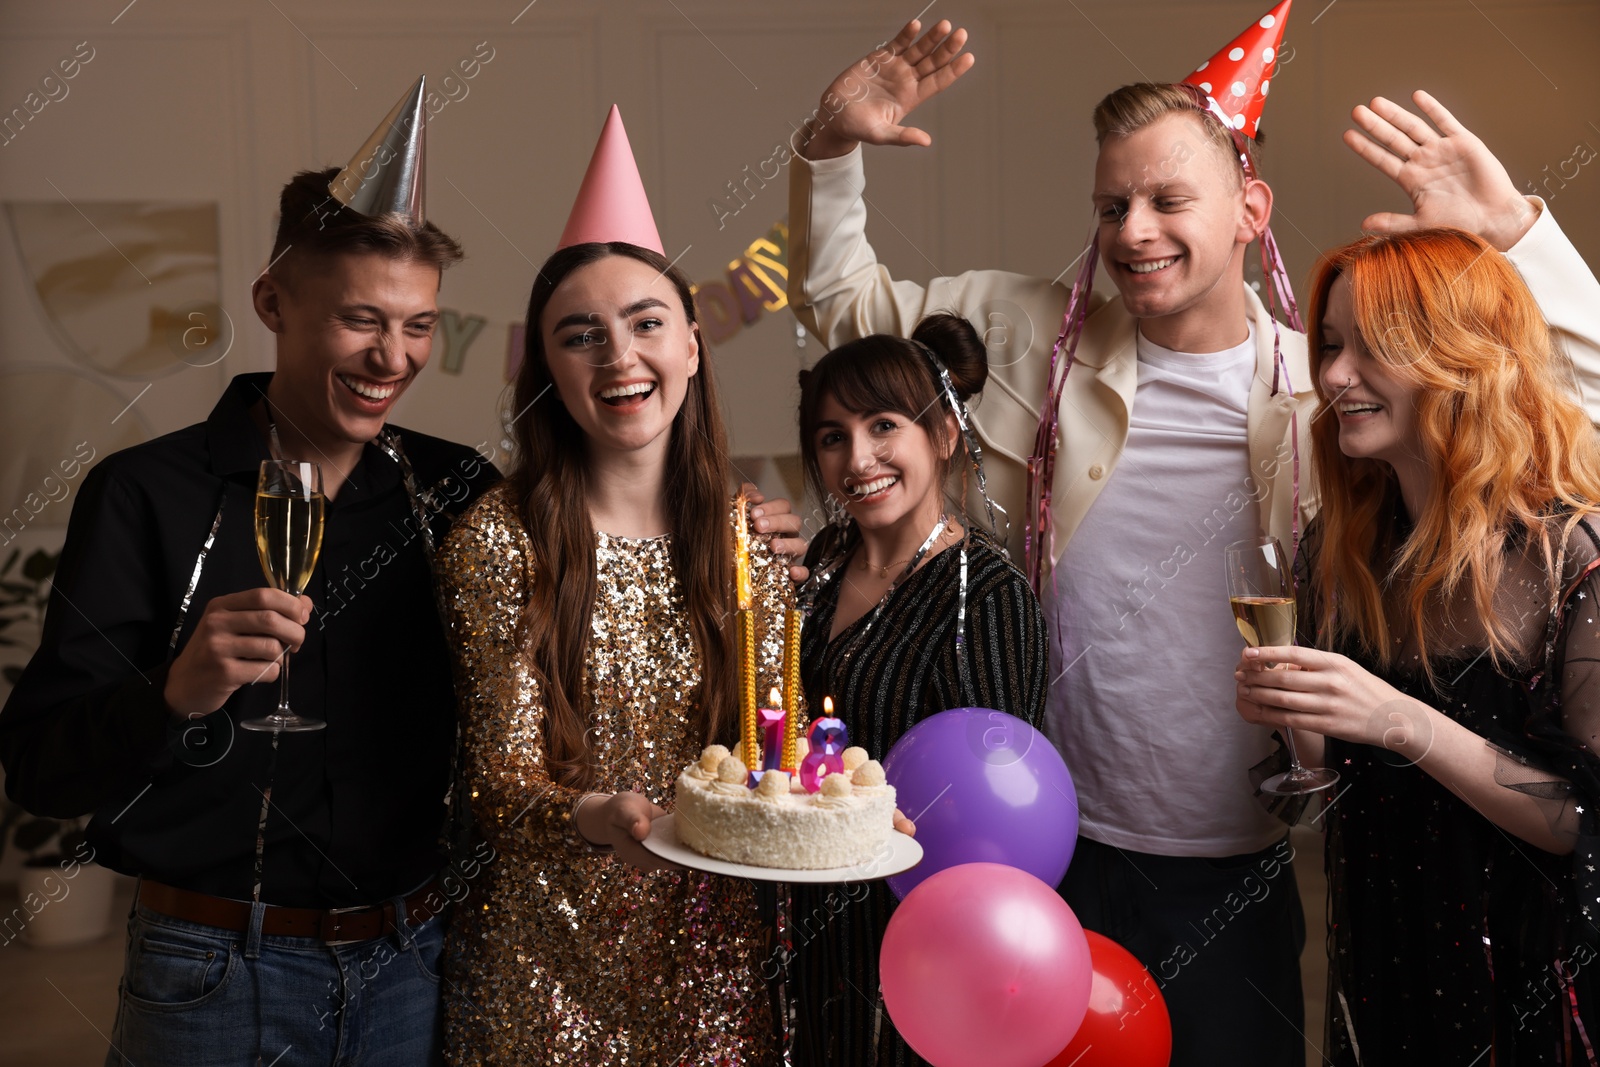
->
xmin=104 ymin=886 xmax=445 ymax=1067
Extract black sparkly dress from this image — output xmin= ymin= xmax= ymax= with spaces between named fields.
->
xmin=786 ymin=525 xmax=1048 ymax=1067
xmin=1310 ymin=512 xmax=1600 ymax=1065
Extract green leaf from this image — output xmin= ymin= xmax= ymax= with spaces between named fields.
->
xmin=13 ymin=817 xmax=61 ymax=851
xmin=21 ymin=549 xmax=58 ymax=583
xmin=57 ymin=829 xmax=88 ymax=858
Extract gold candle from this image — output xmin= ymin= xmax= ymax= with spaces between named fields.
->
xmin=781 ymin=608 xmax=803 ymax=769
xmin=734 ymin=490 xmax=753 ymax=610
xmin=735 ymin=492 xmax=758 ymax=768
xmin=738 ymin=609 xmax=759 ymax=769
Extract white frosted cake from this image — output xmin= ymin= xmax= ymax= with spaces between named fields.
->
xmin=674 ymin=744 xmax=897 ymax=870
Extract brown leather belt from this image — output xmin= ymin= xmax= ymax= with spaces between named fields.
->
xmin=138 ymin=879 xmax=444 ymax=943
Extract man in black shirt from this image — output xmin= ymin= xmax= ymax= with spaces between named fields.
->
xmin=0 ymin=79 xmax=499 ymax=1065
xmin=3 ymin=77 xmax=812 ymax=1063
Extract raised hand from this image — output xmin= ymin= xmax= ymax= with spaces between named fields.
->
xmin=1344 ymin=90 xmax=1536 ymax=252
xmin=799 ymin=18 xmax=975 ymax=160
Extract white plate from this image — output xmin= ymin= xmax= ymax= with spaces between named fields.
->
xmin=641 ymin=813 xmax=923 ymax=884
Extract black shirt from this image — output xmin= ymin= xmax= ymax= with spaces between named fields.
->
xmin=0 ymin=373 xmax=500 ymax=907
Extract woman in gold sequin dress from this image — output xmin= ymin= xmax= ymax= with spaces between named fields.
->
xmin=435 ymin=237 xmax=787 ymax=1066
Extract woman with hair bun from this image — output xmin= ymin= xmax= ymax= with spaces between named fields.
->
xmin=1235 ymin=228 xmax=1600 ymax=1061
xmin=787 ymin=312 xmax=1048 ymax=1067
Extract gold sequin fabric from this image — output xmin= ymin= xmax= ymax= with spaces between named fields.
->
xmin=437 ymin=484 xmax=787 ymax=1066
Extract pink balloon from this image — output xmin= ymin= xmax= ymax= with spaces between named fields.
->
xmin=880 ymin=863 xmax=1092 ymax=1067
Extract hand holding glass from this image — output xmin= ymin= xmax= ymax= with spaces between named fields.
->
xmin=241 ymin=460 xmax=326 ymax=733
xmin=1225 ymin=535 xmax=1337 ymax=796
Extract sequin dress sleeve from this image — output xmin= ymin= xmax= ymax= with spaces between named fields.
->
xmin=437 ymin=485 xmax=781 ymax=1066
xmin=436 ymin=484 xmax=588 ymax=858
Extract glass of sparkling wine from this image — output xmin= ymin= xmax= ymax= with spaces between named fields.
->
xmin=241 ymin=460 xmax=326 ymax=733
xmin=1225 ymin=535 xmax=1338 ymax=796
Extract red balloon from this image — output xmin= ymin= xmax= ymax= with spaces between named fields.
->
xmin=1045 ymin=931 xmax=1172 ymax=1067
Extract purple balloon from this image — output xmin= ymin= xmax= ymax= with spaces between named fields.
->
xmin=883 ymin=708 xmax=1078 ymax=900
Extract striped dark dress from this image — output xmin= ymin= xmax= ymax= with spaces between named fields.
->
xmin=788 ymin=525 xmax=1048 ymax=1067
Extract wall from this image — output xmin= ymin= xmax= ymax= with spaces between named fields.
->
xmin=0 ymin=0 xmax=1596 ymax=698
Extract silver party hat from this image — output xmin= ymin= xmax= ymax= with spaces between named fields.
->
xmin=327 ymin=76 xmax=427 ymax=221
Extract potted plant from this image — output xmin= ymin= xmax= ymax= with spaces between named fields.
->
xmin=0 ymin=546 xmax=119 ymax=947
xmin=0 ymin=804 xmax=117 ymax=948
xmin=0 ymin=545 xmax=58 ymax=692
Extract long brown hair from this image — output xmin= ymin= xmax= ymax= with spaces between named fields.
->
xmin=1306 ymin=227 xmax=1600 ymax=679
xmin=507 ymin=242 xmax=735 ymax=789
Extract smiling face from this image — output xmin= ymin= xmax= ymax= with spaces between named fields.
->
xmin=540 ymin=254 xmax=700 ymax=461
xmin=812 ymin=392 xmax=953 ymax=537
xmin=1093 ymin=111 xmax=1265 ymax=336
xmin=255 ymin=251 xmax=441 ymax=448
xmin=1318 ymin=274 xmax=1424 ymax=471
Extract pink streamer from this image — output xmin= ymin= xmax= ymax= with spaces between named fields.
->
xmin=1023 ymin=90 xmax=1307 ymax=591
xmin=1557 ymin=958 xmax=1599 ymax=1065
xmin=1025 ymin=231 xmax=1100 ymax=595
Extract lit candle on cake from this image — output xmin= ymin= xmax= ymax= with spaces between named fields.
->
xmin=799 ymin=697 xmax=847 ymax=793
xmin=735 ymin=492 xmax=759 ymax=770
xmin=780 ymin=608 xmax=802 ymax=770
xmin=759 ymin=688 xmax=785 ymax=771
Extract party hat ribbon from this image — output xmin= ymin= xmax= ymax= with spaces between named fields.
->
xmin=558 ymin=105 xmax=664 ymax=254
xmin=328 ymin=76 xmax=428 ymax=221
xmin=1182 ymin=0 xmax=1291 ymax=138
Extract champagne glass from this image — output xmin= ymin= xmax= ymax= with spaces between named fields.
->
xmin=241 ymin=460 xmax=326 ymax=732
xmin=1225 ymin=535 xmax=1337 ymax=796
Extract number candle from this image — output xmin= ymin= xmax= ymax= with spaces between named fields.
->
xmin=759 ymin=688 xmax=785 ymax=772
xmin=799 ymin=697 xmax=847 ymax=793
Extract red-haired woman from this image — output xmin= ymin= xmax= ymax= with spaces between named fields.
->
xmin=1235 ymin=228 xmax=1600 ymax=1062
xmin=435 ymin=242 xmax=791 ymax=1066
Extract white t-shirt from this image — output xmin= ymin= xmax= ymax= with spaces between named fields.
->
xmin=1043 ymin=326 xmax=1285 ymax=857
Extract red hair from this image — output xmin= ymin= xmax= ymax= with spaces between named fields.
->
xmin=1305 ymin=228 xmax=1600 ymax=680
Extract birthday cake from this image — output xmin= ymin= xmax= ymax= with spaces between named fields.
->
xmin=673 ymin=494 xmax=897 ymax=870
xmin=674 ymin=741 xmax=898 ymax=871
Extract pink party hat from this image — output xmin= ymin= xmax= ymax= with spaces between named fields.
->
xmin=557 ymin=105 xmax=664 ymax=254
xmin=1182 ymin=0 xmax=1292 ymax=138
